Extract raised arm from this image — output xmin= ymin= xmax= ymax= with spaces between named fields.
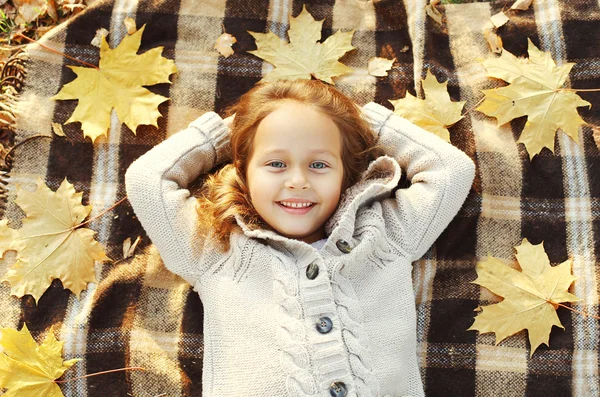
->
xmin=361 ymin=102 xmax=475 ymax=261
xmin=125 ymin=112 xmax=231 ymax=285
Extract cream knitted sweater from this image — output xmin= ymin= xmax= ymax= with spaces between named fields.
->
xmin=125 ymin=102 xmax=475 ymax=397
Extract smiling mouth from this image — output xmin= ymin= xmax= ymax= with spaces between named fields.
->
xmin=278 ymin=201 xmax=315 ymax=208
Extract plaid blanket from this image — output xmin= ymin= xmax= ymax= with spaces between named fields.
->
xmin=1 ymin=0 xmax=599 ymax=396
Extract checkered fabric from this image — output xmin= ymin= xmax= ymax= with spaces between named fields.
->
xmin=1 ymin=0 xmax=599 ymax=396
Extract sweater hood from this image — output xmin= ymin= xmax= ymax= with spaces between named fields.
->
xmin=234 ymin=155 xmax=402 ymax=249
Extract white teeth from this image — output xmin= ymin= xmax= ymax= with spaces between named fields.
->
xmin=280 ymin=201 xmax=313 ymax=208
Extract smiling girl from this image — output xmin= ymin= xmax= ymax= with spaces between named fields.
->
xmin=125 ymin=79 xmax=475 ymax=397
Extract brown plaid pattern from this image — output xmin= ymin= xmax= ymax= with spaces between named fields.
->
xmin=1 ymin=0 xmax=599 ymax=396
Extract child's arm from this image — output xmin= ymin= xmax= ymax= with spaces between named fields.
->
xmin=125 ymin=112 xmax=231 ymax=285
xmin=362 ymin=102 xmax=476 ymax=260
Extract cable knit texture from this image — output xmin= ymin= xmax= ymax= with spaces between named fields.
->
xmin=125 ymin=103 xmax=475 ymax=397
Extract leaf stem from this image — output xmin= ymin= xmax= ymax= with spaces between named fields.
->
xmin=553 ymin=302 xmax=600 ymax=320
xmin=560 ymin=88 xmax=600 ymax=92
xmin=3 ymin=135 xmax=53 ymax=166
xmin=73 ymin=195 xmax=128 ymax=230
xmin=15 ymin=33 xmax=100 ymax=70
xmin=462 ymin=96 xmax=485 ymax=117
xmin=54 ymin=366 xmax=145 ymax=383
xmin=12 ymin=195 xmax=128 ymax=240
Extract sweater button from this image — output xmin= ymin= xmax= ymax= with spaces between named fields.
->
xmin=316 ymin=316 xmax=333 ymax=334
xmin=306 ymin=262 xmax=319 ymax=279
xmin=336 ymin=239 xmax=352 ymax=253
xmin=329 ymin=381 xmax=347 ymax=397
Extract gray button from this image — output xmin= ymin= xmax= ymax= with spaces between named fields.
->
xmin=316 ymin=316 xmax=333 ymax=334
xmin=336 ymin=239 xmax=352 ymax=253
xmin=329 ymin=381 xmax=347 ymax=397
xmin=306 ymin=262 xmax=319 ymax=279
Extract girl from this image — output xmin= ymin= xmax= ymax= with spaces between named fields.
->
xmin=125 ymin=79 xmax=475 ymax=397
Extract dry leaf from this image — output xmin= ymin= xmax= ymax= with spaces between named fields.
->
xmin=389 ymin=69 xmax=465 ymax=141
xmin=53 ymin=24 xmax=178 ymax=142
xmin=367 ymin=57 xmax=395 ymax=77
xmin=477 ymin=38 xmax=590 ymax=159
xmin=469 ymin=238 xmax=580 ymax=356
xmin=490 ymin=11 xmax=509 ymax=28
xmin=46 ymin=0 xmax=58 ymax=20
xmin=90 ymin=27 xmax=109 ymax=47
xmin=123 ymin=17 xmax=136 ymax=34
xmin=247 ymin=5 xmax=354 ymax=84
xmin=214 ymin=32 xmax=237 ymax=58
xmin=122 ymin=237 xmax=131 ymax=258
xmin=58 ymin=0 xmax=85 ymax=12
xmin=425 ymin=2 xmax=443 ymax=25
xmin=0 ymin=323 xmax=80 ymax=396
xmin=51 ymin=122 xmax=66 ymax=137
xmin=484 ymin=25 xmax=503 ymax=54
xmin=123 ymin=236 xmax=141 ymax=259
xmin=13 ymin=0 xmax=47 ymax=24
xmin=511 ymin=0 xmax=534 ymax=10
xmin=0 ymin=178 xmax=110 ymax=303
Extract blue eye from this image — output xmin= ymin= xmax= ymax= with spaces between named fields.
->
xmin=311 ymin=162 xmax=328 ymax=169
xmin=267 ymin=161 xmax=285 ymax=168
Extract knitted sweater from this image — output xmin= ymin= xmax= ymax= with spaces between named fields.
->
xmin=125 ymin=102 xmax=475 ymax=397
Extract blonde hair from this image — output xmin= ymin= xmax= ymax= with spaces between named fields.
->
xmin=195 ymin=79 xmax=384 ymax=251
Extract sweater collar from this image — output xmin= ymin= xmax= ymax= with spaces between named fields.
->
xmin=234 ymin=155 xmax=402 ymax=251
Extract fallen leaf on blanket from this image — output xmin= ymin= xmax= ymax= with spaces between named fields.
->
xmin=425 ymin=0 xmax=443 ymax=26
xmin=389 ymin=69 xmax=465 ymax=141
xmin=0 ymin=219 xmax=17 ymax=253
xmin=511 ymin=0 xmax=534 ymax=10
xmin=490 ymin=11 xmax=509 ymax=28
xmin=53 ymin=24 xmax=178 ymax=142
xmin=0 ymin=323 xmax=80 ymax=397
xmin=468 ymin=238 xmax=580 ymax=356
xmin=0 ymin=178 xmax=110 ymax=303
xmin=122 ymin=236 xmax=141 ymax=259
xmin=368 ymin=57 xmax=395 ymax=77
xmin=90 ymin=27 xmax=109 ymax=48
xmin=477 ymin=38 xmax=590 ymax=159
xmin=214 ymin=32 xmax=237 ymax=58
xmin=51 ymin=122 xmax=66 ymax=137
xmin=483 ymin=25 xmax=503 ymax=54
xmin=247 ymin=4 xmax=355 ymax=84
xmin=123 ymin=17 xmax=136 ymax=34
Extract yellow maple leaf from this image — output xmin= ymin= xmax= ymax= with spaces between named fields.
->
xmin=477 ymin=38 xmax=591 ymax=159
xmin=468 ymin=238 xmax=580 ymax=356
xmin=53 ymin=24 xmax=178 ymax=142
xmin=0 ymin=178 xmax=109 ymax=303
xmin=214 ymin=32 xmax=237 ymax=58
xmin=0 ymin=323 xmax=80 ymax=397
xmin=389 ymin=69 xmax=465 ymax=141
xmin=367 ymin=57 xmax=395 ymax=77
xmin=247 ymin=5 xmax=355 ymax=84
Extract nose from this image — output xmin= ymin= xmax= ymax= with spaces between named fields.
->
xmin=284 ymin=166 xmax=310 ymax=190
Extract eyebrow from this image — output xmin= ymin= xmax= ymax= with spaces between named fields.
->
xmin=261 ymin=149 xmax=337 ymax=157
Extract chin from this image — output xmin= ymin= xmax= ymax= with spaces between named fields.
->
xmin=277 ymin=228 xmax=315 ymax=240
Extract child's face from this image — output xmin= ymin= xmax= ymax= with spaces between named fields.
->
xmin=246 ymin=101 xmax=344 ymax=244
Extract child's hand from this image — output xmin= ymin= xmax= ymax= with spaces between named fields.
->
xmin=223 ymin=114 xmax=235 ymax=129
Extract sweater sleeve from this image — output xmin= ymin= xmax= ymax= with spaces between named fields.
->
xmin=124 ymin=112 xmax=231 ymax=285
xmin=361 ymin=102 xmax=476 ymax=260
